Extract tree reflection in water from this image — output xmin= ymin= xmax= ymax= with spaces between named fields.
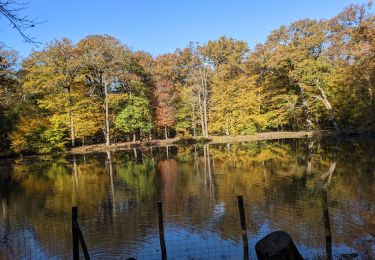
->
xmin=0 ymin=138 xmax=374 ymax=259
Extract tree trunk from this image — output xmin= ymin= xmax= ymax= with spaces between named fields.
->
xmin=67 ymin=86 xmax=75 ymax=147
xmin=299 ymin=84 xmax=313 ymax=131
xmin=225 ymin=121 xmax=230 ymax=136
xmin=203 ymin=97 xmax=208 ymax=137
xmin=133 ymin=132 xmax=136 ymax=142
xmin=316 ymin=81 xmax=341 ymax=134
xmin=104 ymin=80 xmax=110 ymax=146
xmin=69 ymin=110 xmax=75 ymax=147
xmin=192 ymin=105 xmax=196 ymax=137
xmin=202 ymin=68 xmax=209 ymax=137
xmin=198 ymin=93 xmax=205 ymax=136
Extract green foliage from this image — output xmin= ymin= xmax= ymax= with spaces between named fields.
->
xmin=1 ymin=3 xmax=374 ymax=155
xmin=40 ymin=115 xmax=69 ymax=153
xmin=115 ymin=96 xmax=153 ymax=135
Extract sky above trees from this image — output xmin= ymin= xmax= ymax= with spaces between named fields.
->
xmin=1 ymin=0 xmax=367 ymax=58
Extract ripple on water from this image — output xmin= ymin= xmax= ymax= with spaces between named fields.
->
xmin=1 ymin=138 xmax=375 ymax=258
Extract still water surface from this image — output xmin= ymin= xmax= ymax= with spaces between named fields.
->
xmin=0 ymin=138 xmax=374 ymax=259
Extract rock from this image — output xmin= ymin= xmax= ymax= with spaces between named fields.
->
xmin=255 ymin=231 xmax=303 ymax=260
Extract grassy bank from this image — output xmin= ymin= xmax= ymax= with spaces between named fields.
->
xmin=70 ymin=130 xmax=336 ymax=155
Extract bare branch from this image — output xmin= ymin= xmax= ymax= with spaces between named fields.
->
xmin=0 ymin=0 xmax=42 ymax=45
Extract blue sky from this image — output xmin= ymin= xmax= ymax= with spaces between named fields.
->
xmin=1 ymin=0 xmax=367 ymax=58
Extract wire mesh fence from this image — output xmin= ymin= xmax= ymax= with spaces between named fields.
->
xmin=0 ymin=197 xmax=373 ymax=259
xmin=2 ymin=139 xmax=375 ymax=259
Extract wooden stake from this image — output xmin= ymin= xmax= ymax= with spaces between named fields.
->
xmin=238 ymin=196 xmax=249 ymax=260
xmin=72 ymin=207 xmax=79 ymax=260
xmin=157 ymin=201 xmax=167 ymax=259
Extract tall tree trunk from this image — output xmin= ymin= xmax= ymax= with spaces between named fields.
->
xmin=104 ymin=80 xmax=110 ymax=146
xmin=198 ymin=93 xmax=205 ymax=136
xmin=316 ymin=80 xmax=341 ymax=134
xmin=299 ymin=84 xmax=313 ymax=131
xmin=202 ymin=68 xmax=209 ymax=137
xmin=67 ymin=86 xmax=75 ymax=147
xmin=203 ymin=97 xmax=208 ymax=137
xmin=69 ymin=110 xmax=75 ymax=147
xmin=192 ymin=105 xmax=196 ymax=137
xmin=225 ymin=122 xmax=230 ymax=136
xmin=196 ymin=66 xmax=209 ymax=137
xmin=133 ymin=132 xmax=136 ymax=142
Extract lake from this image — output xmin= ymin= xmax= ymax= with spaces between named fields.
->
xmin=0 ymin=138 xmax=374 ymax=259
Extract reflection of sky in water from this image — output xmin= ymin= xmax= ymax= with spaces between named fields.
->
xmin=0 ymin=138 xmax=374 ymax=259
xmin=1 ymin=228 xmax=58 ymax=259
xmin=88 ymin=222 xmax=368 ymax=259
xmin=1 ymin=221 xmax=371 ymax=259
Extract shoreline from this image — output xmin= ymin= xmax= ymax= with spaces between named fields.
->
xmin=70 ymin=130 xmax=337 ymax=155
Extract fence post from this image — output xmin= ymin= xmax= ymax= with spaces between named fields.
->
xmin=72 ymin=207 xmax=79 ymax=260
xmin=157 ymin=201 xmax=167 ymax=259
xmin=238 ymin=196 xmax=249 ymax=260
xmin=75 ymin=222 xmax=91 ymax=260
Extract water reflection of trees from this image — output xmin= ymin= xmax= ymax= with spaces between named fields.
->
xmin=0 ymin=139 xmax=374 ymax=258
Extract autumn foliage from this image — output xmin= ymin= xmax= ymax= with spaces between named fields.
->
xmin=0 ymin=3 xmax=374 ymax=154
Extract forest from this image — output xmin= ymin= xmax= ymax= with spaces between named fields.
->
xmin=0 ymin=3 xmax=374 ymax=155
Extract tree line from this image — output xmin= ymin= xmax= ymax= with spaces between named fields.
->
xmin=0 ymin=3 xmax=374 ymax=154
